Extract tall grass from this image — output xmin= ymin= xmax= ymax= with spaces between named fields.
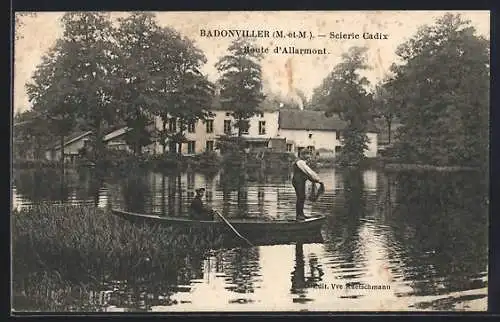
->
xmin=12 ymin=205 xmax=224 ymax=311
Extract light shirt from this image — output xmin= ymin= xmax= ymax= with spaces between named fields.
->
xmin=296 ymin=159 xmax=321 ymax=182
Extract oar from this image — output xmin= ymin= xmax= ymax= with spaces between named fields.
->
xmin=214 ymin=210 xmax=254 ymax=247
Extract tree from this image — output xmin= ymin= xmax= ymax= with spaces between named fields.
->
xmin=390 ymin=13 xmax=489 ymax=167
xmin=313 ymin=46 xmax=373 ymax=166
xmin=215 ymin=38 xmax=266 ymax=137
xmin=372 ymin=78 xmax=400 ymax=145
xmin=26 ymin=41 xmax=78 ymax=170
xmin=13 ymin=110 xmax=53 ymax=160
xmin=156 ymin=28 xmax=215 ymax=156
xmin=114 ymin=13 xmax=164 ymax=156
xmin=56 ymin=12 xmax=121 ymax=162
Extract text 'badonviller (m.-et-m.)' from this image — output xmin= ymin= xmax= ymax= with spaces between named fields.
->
xmin=199 ymin=29 xmax=313 ymax=39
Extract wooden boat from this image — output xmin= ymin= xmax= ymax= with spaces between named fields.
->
xmin=111 ymin=209 xmax=326 ymax=236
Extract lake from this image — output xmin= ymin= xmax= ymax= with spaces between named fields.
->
xmin=11 ymin=166 xmax=489 ymax=312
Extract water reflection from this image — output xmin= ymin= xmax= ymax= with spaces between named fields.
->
xmin=291 ymin=243 xmax=324 ymax=303
xmin=12 ymin=167 xmax=488 ymax=311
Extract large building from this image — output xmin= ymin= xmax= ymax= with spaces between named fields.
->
xmin=150 ymin=109 xmax=378 ymax=158
xmin=277 ymin=109 xmax=378 ymax=158
xmin=43 ymin=109 xmax=379 ymax=161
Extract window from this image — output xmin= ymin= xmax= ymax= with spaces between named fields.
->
xmin=224 ymin=120 xmax=232 ymax=134
xmin=169 ymin=141 xmax=177 ymax=153
xmin=187 ymin=121 xmax=195 ymax=133
xmin=336 ymin=131 xmax=341 ymax=140
xmin=206 ymin=140 xmax=214 ymax=152
xmin=168 ymin=118 xmax=177 ymax=132
xmin=258 ymin=121 xmax=266 ymax=135
xmin=187 ymin=141 xmax=196 ymax=154
xmin=241 ymin=123 xmax=250 ymax=134
xmin=286 ymin=143 xmax=293 ymax=152
xmin=206 ymin=120 xmax=214 ymax=133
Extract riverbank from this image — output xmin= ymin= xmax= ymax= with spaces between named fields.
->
xmin=382 ymin=163 xmax=482 ymax=172
xmin=13 ymin=155 xmax=485 ymax=174
xmin=12 ymin=205 xmax=224 ymax=311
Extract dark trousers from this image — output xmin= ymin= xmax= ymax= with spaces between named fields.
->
xmin=292 ymin=179 xmax=306 ymax=219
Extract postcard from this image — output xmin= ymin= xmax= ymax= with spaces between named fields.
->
xmin=12 ymin=10 xmax=490 ymax=313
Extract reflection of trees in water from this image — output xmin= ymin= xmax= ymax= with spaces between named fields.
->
xmin=75 ymin=168 xmax=105 ymax=207
xmin=219 ymin=167 xmax=249 ymax=218
xmin=384 ymin=171 xmax=488 ymax=296
xmin=167 ymin=175 xmax=177 ymax=216
xmin=222 ymin=247 xmax=260 ymax=294
xmin=321 ymin=169 xmax=367 ymax=280
xmin=177 ymin=173 xmax=183 ymax=216
xmin=375 ymin=172 xmax=397 ymax=220
xmin=14 ymin=168 xmax=71 ymax=203
xmin=122 ymin=173 xmax=150 ymax=213
xmin=290 ymin=243 xmax=324 ymax=301
xmin=17 ymin=247 xmax=210 ymax=312
xmin=176 ymin=252 xmax=204 ymax=283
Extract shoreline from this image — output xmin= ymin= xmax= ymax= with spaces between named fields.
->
xmin=382 ymin=163 xmax=481 ymax=172
xmin=13 ymin=157 xmax=483 ymax=173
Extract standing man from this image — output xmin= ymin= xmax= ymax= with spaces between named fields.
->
xmin=292 ymin=149 xmax=323 ymax=221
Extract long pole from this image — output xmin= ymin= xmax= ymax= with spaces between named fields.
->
xmin=214 ymin=210 xmax=254 ymax=247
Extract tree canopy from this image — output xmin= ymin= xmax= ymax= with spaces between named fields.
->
xmin=215 ymin=38 xmax=266 ymax=136
xmin=389 ymin=13 xmax=489 ymax=167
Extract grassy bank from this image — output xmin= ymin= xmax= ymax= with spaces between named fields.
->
xmin=12 ymin=205 xmax=224 ymax=311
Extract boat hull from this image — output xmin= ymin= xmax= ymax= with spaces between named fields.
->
xmin=111 ymin=209 xmax=326 ymax=237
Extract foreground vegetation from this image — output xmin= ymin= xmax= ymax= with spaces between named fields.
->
xmin=12 ymin=205 xmax=224 ymax=311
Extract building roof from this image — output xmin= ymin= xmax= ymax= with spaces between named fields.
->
xmin=211 ymin=96 xmax=279 ymax=112
xmin=48 ymin=131 xmax=92 ymax=150
xmin=46 ymin=125 xmax=133 ymax=151
xmin=278 ymin=109 xmax=379 ymax=133
xmin=279 ymin=109 xmax=346 ymax=131
xmin=103 ymin=127 xmax=132 ymax=142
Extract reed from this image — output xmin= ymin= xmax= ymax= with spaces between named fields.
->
xmin=12 ymin=205 xmax=224 ymax=291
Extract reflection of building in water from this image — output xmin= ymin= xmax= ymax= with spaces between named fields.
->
xmin=363 ymin=170 xmax=378 ymax=192
xmin=222 ymin=248 xmax=260 ymax=294
xmin=97 ymin=187 xmax=109 ymax=208
xmin=149 ymin=172 xmax=164 ymax=214
xmin=245 ymin=185 xmax=278 ymax=219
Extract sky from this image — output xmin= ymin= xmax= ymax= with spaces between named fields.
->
xmin=13 ymin=11 xmax=490 ymax=113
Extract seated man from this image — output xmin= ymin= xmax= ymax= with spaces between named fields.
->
xmin=189 ymin=188 xmax=215 ymax=220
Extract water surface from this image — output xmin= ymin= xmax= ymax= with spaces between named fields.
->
xmin=12 ymin=167 xmax=488 ymax=311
